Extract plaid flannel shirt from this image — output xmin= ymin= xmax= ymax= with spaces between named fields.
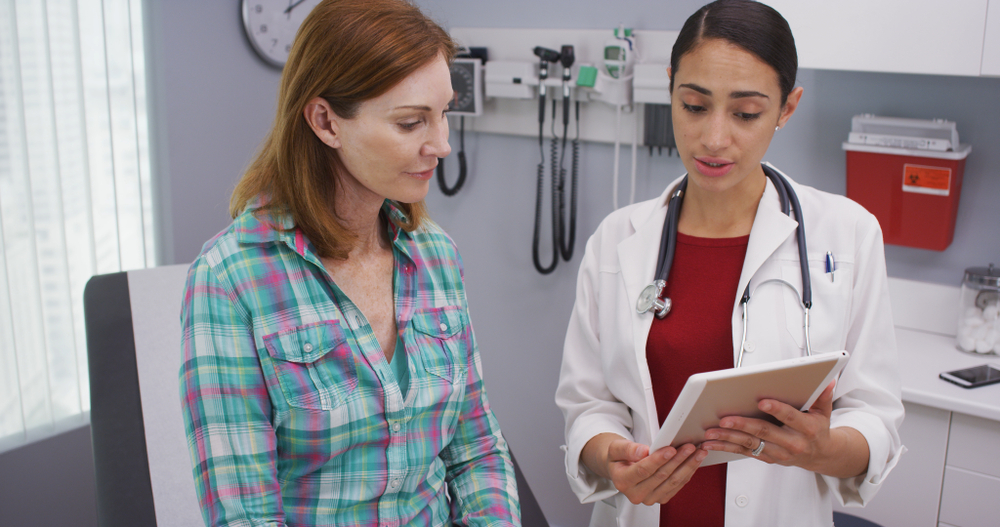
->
xmin=179 ymin=200 xmax=519 ymax=526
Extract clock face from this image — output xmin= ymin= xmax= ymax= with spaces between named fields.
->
xmin=242 ymin=0 xmax=322 ymax=68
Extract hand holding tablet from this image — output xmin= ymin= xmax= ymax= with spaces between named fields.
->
xmin=650 ymin=351 xmax=850 ymax=467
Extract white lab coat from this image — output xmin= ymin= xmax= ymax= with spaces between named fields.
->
xmin=556 ymin=166 xmax=905 ymax=527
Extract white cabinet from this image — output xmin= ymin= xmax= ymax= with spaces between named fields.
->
xmin=982 ymin=1 xmax=1000 ymax=75
xmin=762 ymin=0 xmax=990 ymax=76
xmin=938 ymin=414 xmax=1000 ymax=527
xmin=879 ymin=288 xmax=1000 ymax=527
xmin=836 ymin=407 xmax=1000 ymax=527
xmin=946 ymin=413 xmax=1000 ymax=477
xmin=939 ymin=467 xmax=1000 ymax=527
xmin=834 ymin=402 xmax=950 ymax=527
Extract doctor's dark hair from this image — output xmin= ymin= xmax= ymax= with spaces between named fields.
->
xmin=670 ymin=0 xmax=797 ymax=104
xmin=231 ymin=0 xmax=455 ymax=259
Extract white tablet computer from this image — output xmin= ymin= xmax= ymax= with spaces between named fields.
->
xmin=650 ymin=350 xmax=850 ymax=466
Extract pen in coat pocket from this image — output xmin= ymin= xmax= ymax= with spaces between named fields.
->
xmin=825 ymin=252 xmax=835 ymax=282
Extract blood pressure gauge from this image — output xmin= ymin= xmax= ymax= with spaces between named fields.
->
xmin=242 ymin=0 xmax=322 ymax=68
xmin=447 ymin=58 xmax=483 ymax=116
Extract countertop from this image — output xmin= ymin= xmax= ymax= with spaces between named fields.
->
xmin=897 ymin=327 xmax=1000 ymax=422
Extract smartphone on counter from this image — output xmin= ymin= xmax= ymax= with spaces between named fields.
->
xmin=939 ymin=363 xmax=1000 ymax=389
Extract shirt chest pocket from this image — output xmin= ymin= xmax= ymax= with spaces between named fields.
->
xmin=262 ymin=320 xmax=357 ymax=411
xmin=410 ymin=306 xmax=468 ymax=383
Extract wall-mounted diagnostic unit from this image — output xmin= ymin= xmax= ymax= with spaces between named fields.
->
xmin=447 ymin=56 xmax=485 ymax=116
xmin=448 ymin=27 xmax=680 ymax=274
xmin=439 ymin=50 xmax=487 ymax=196
xmin=603 ymin=26 xmax=635 ymax=79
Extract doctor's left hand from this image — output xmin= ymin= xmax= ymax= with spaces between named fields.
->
xmin=699 ymin=382 xmax=870 ymax=479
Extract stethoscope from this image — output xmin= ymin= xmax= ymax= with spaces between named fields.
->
xmin=635 ymin=164 xmax=814 ymax=367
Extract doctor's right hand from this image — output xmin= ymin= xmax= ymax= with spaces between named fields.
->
xmin=581 ymin=433 xmax=707 ymax=505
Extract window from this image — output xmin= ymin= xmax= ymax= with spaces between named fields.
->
xmin=0 ymin=0 xmax=153 ymax=452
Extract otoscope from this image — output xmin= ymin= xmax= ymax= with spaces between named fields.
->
xmin=532 ymin=46 xmax=561 ymax=275
xmin=534 ymin=46 xmax=560 ymax=127
xmin=557 ymin=45 xmax=579 ymax=262
xmin=559 ymin=45 xmax=574 ymax=128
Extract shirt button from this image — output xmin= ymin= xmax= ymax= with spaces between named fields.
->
xmin=390 ymin=478 xmax=400 ymax=489
xmin=303 ymin=343 xmax=314 ymax=353
xmin=392 ymin=422 xmax=401 ymax=432
xmin=736 ymin=495 xmax=749 ymax=508
xmin=743 ymin=340 xmax=756 ymax=352
xmin=439 ymin=323 xmax=448 ymax=332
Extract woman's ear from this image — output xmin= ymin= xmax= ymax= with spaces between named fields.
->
xmin=777 ymin=86 xmax=804 ymax=129
xmin=304 ymin=97 xmax=341 ymax=149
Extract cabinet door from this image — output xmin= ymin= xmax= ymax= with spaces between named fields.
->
xmin=982 ymin=0 xmax=1000 ymax=75
xmin=763 ymin=0 xmax=989 ymax=76
xmin=833 ymin=402 xmax=949 ymax=527
xmin=946 ymin=413 xmax=1000 ymax=478
xmin=939 ymin=467 xmax=1000 ymax=527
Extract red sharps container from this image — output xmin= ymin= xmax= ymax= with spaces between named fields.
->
xmin=843 ymin=115 xmax=971 ymax=251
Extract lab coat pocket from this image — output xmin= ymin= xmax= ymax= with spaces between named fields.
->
xmin=782 ymin=261 xmax=852 ymax=354
xmin=410 ymin=305 xmax=469 ymax=382
xmin=262 ymin=320 xmax=357 ymax=411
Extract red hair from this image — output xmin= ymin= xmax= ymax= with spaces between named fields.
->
xmin=231 ymin=0 xmax=456 ymax=258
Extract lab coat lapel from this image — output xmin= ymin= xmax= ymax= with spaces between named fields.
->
xmin=737 ymin=177 xmax=799 ymax=309
xmin=618 ymin=187 xmax=672 ymax=308
xmin=617 ymin=182 xmax=675 ymax=403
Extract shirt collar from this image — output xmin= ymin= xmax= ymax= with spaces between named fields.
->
xmin=234 ymin=198 xmax=413 ymax=253
xmin=381 ymin=200 xmax=411 ymax=244
xmin=233 ymin=199 xmax=294 ymax=246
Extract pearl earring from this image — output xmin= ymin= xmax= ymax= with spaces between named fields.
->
xmin=775 ymin=125 xmax=781 ymax=131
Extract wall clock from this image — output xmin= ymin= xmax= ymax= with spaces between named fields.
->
xmin=242 ymin=0 xmax=322 ymax=68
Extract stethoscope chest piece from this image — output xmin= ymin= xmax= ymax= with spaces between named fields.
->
xmin=636 ymin=165 xmax=814 ymax=345
xmin=636 ymin=280 xmax=671 ymax=318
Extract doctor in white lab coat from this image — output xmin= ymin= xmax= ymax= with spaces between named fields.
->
xmin=555 ymin=1 xmax=904 ymax=526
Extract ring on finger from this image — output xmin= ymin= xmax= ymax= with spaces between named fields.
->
xmin=750 ymin=439 xmax=765 ymax=457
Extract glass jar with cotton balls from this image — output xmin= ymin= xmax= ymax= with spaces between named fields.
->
xmin=957 ymin=264 xmax=1000 ymax=355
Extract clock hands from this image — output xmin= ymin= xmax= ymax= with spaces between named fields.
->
xmin=284 ymin=0 xmax=309 ymax=16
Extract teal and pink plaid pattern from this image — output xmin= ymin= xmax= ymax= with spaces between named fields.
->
xmin=180 ymin=201 xmax=520 ymax=526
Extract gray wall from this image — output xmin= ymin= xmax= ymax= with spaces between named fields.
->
xmin=0 ymin=425 xmax=98 ymax=527
xmin=4 ymin=1 xmax=999 ymax=526
xmin=147 ymin=0 xmax=284 ymax=264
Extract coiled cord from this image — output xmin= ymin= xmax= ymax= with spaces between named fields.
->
xmin=533 ymin=93 xmax=581 ymax=272
xmin=559 ymin=100 xmax=581 ymax=261
xmin=436 ymin=116 xmax=466 ymax=196
xmin=532 ymin=113 xmax=557 ymax=274
xmin=550 ymin=114 xmax=560 ymax=204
